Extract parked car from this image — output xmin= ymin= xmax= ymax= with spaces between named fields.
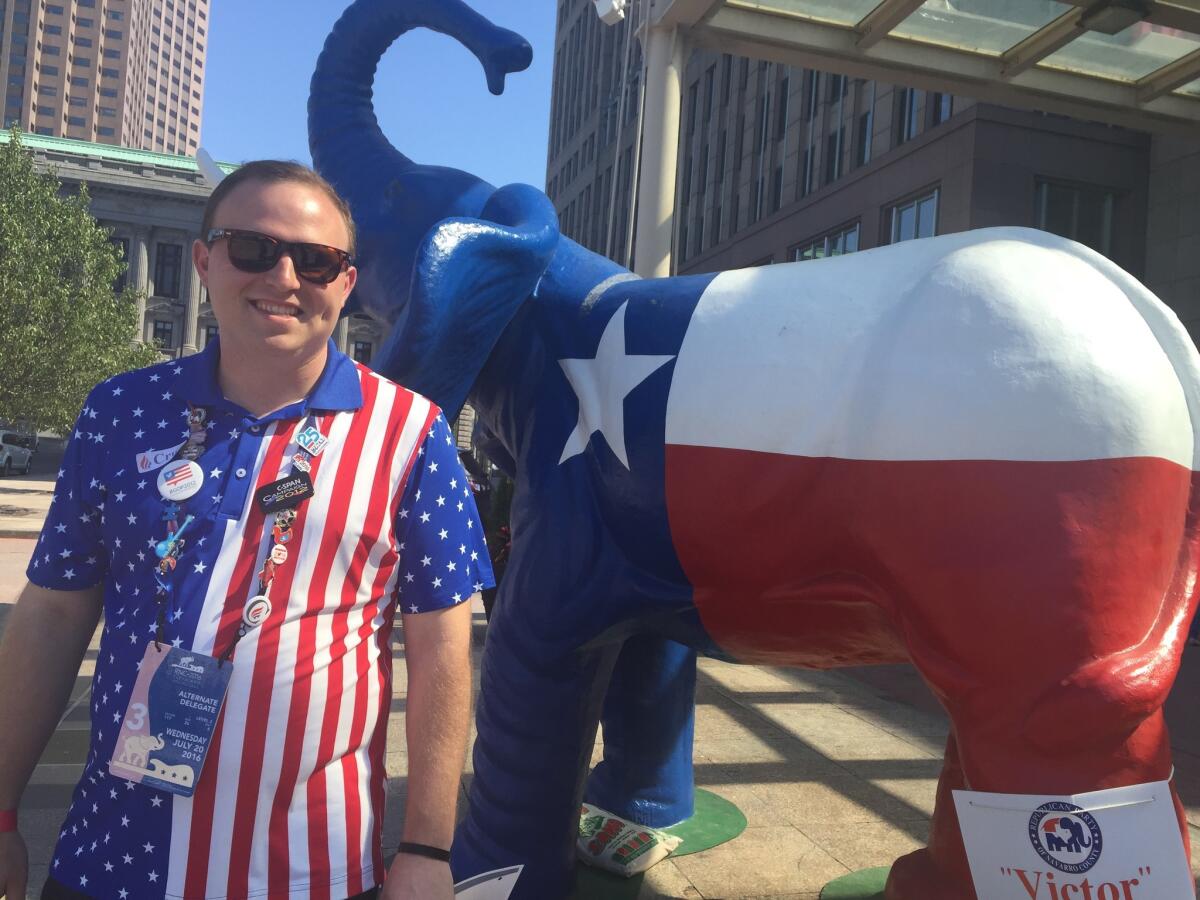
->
xmin=0 ymin=432 xmax=33 ymax=475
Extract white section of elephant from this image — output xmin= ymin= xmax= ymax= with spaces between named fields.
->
xmin=666 ymin=228 xmax=1194 ymax=468
xmin=118 ymin=733 xmax=165 ymax=768
xmin=148 ymin=759 xmax=195 ymax=787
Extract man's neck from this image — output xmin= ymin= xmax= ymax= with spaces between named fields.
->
xmin=217 ymin=340 xmax=328 ymax=418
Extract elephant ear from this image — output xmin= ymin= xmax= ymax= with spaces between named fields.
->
xmin=371 ymin=183 xmax=559 ymax=419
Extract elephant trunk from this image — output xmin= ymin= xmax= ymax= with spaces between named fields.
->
xmin=308 ymin=0 xmax=532 ymax=189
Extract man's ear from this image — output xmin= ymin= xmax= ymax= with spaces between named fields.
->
xmin=339 ymin=266 xmax=358 ymax=314
xmin=192 ymin=239 xmax=211 ymax=287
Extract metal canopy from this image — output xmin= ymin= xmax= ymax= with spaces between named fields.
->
xmin=651 ymin=0 xmax=1200 ymax=132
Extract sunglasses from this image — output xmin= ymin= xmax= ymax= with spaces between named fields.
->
xmin=206 ymin=228 xmax=353 ymax=285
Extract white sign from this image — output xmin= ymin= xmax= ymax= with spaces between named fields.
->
xmin=454 ymin=865 xmax=522 ymax=899
xmin=953 ymin=780 xmax=1193 ymax=899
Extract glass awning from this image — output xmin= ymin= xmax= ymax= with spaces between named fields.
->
xmin=650 ymin=0 xmax=1200 ymax=130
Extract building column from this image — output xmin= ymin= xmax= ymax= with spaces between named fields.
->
xmin=181 ymin=253 xmax=202 ymax=355
xmin=633 ymin=25 xmax=683 ymax=278
xmin=132 ymin=228 xmax=151 ymax=343
xmin=334 ymin=317 xmax=350 ymax=355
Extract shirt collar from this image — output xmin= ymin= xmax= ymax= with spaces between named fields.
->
xmin=183 ymin=336 xmax=363 ymax=418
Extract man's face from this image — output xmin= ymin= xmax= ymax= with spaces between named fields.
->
xmin=193 ymin=179 xmax=357 ymax=360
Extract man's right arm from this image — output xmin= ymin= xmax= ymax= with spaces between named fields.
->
xmin=0 ymin=581 xmax=103 ymax=900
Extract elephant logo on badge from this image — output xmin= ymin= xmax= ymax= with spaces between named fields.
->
xmin=1028 ymin=802 xmax=1103 ymax=873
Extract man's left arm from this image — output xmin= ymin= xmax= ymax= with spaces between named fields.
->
xmin=383 ymin=598 xmax=474 ymax=899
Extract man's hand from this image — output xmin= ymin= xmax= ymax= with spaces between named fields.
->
xmin=0 ymin=831 xmax=29 ymax=900
xmin=380 ymin=853 xmax=453 ymax=900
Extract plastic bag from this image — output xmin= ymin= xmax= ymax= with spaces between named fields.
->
xmin=576 ymin=802 xmax=683 ymax=876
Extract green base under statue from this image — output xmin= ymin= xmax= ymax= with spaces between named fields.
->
xmin=819 ymin=866 xmax=891 ymax=898
xmin=569 ymin=788 xmax=747 ymax=899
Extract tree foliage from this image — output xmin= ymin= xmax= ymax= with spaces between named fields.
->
xmin=0 ymin=128 xmax=160 ymax=434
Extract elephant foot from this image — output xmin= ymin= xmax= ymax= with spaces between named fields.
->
xmin=885 ymin=847 xmax=976 ymax=900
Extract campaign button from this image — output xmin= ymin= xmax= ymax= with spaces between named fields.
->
xmin=296 ymin=426 xmax=328 ymax=457
xmin=270 ymin=544 xmax=288 ymax=564
xmin=157 ymin=460 xmax=204 ymax=501
xmin=291 ymin=454 xmax=311 ymax=473
xmin=243 ymin=595 xmax=272 ymax=628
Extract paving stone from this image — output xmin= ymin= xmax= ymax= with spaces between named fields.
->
xmin=671 ymin=825 xmax=849 ymax=896
xmin=800 ymin=820 xmax=925 ymax=873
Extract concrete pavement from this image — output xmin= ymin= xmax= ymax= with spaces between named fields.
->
xmin=4 ymin=538 xmax=1200 ymax=897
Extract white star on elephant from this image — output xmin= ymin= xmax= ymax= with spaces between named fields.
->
xmin=558 ymin=302 xmax=674 ymax=469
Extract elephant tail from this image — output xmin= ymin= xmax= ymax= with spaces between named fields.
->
xmin=308 ymin=0 xmax=532 ymax=178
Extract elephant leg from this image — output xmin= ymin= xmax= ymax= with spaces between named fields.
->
xmin=885 ymin=564 xmax=1194 ymax=898
xmin=452 ymin=613 xmax=620 ymax=900
xmin=584 ymin=635 xmax=696 ymax=827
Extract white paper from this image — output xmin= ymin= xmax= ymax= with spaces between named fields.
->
xmin=953 ymin=780 xmax=1193 ymax=899
xmin=454 ymin=865 xmax=523 ymax=899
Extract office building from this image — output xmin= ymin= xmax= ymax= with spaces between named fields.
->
xmin=0 ymin=0 xmax=209 ymax=156
xmin=546 ymin=0 xmax=1200 ymax=342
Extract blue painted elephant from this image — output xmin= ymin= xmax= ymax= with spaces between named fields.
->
xmin=308 ymin=2 xmax=1200 ymax=898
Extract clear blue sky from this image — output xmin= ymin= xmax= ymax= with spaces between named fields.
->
xmin=199 ymin=1 xmax=557 ymax=190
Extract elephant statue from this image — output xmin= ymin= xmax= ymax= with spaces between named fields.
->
xmin=118 ymin=733 xmax=166 ymax=769
xmin=308 ymin=2 xmax=1200 ymax=898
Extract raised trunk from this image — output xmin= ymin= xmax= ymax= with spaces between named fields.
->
xmin=308 ymin=0 xmax=531 ymax=186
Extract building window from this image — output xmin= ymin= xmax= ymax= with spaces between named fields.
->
xmin=931 ymin=92 xmax=953 ymax=126
xmin=66 ymin=115 xmax=85 ymax=126
xmin=97 ymin=126 xmax=114 ymax=136
xmin=887 ymin=188 xmax=939 ymax=244
xmin=152 ymin=319 xmax=175 ymax=350
xmin=204 ymin=324 xmax=219 ymax=347
xmin=44 ymin=44 xmax=61 ymax=55
xmin=154 ymin=242 xmax=182 ymax=298
xmin=1035 ymin=179 xmax=1114 ymax=258
xmin=896 ymin=87 xmax=922 ymax=145
xmin=790 ymin=222 xmax=861 ymax=262
xmin=352 ymin=341 xmax=373 ymax=363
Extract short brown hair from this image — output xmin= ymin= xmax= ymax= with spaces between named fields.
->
xmin=200 ymin=160 xmax=357 ymax=256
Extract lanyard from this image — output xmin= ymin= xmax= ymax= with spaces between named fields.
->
xmin=216 ymin=418 xmax=322 ymax=665
xmin=152 ymin=404 xmax=212 ymax=649
xmin=149 ymin=407 xmax=322 ymax=660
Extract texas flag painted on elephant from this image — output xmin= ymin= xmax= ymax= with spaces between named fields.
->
xmin=555 ymin=232 xmax=1198 ymax=674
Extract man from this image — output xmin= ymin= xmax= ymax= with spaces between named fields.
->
xmin=0 ymin=161 xmax=490 ymax=900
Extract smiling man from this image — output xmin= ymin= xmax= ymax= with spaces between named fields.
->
xmin=0 ymin=161 xmax=491 ymax=900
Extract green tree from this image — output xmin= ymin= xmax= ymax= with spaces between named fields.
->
xmin=0 ymin=127 xmax=160 ymax=434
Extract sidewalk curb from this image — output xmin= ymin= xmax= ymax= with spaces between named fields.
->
xmin=0 ymin=529 xmax=39 ymax=539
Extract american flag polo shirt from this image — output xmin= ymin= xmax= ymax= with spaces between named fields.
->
xmin=27 ymin=337 xmax=494 ymax=900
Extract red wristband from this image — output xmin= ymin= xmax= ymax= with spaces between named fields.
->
xmin=0 ymin=810 xmax=16 ymax=833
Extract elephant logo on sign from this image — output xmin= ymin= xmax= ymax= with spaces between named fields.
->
xmin=118 ymin=733 xmax=165 ymax=769
xmin=1060 ymin=816 xmax=1093 ymax=854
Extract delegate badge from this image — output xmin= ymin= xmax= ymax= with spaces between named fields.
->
xmin=157 ymin=459 xmax=205 ymax=502
xmin=255 ymin=471 xmax=314 ymax=513
xmin=108 ymin=643 xmax=232 ymax=798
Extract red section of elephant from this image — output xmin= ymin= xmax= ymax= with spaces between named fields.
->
xmin=665 ymin=447 xmax=1200 ymax=900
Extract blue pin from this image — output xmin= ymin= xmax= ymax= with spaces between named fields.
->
xmin=155 ymin=514 xmax=195 ymax=559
